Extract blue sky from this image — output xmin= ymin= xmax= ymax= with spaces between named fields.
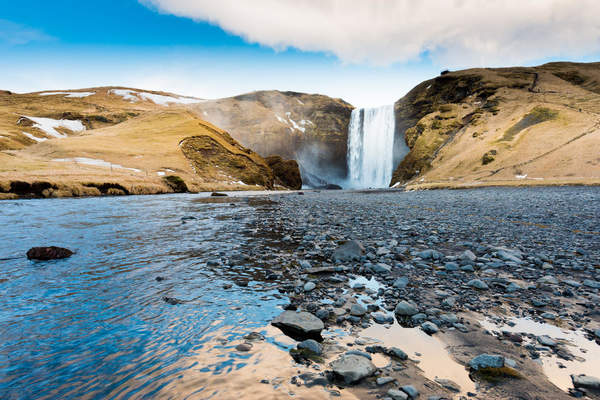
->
xmin=1 ymin=0 xmax=599 ymax=107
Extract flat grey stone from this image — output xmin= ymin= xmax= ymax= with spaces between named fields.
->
xmin=332 ymin=240 xmax=365 ymax=262
xmin=469 ymin=354 xmax=504 ymax=370
xmin=331 ymin=353 xmax=376 ymax=384
xmin=272 ymin=311 xmax=324 ymax=338
xmin=395 ymin=300 xmax=419 ymax=316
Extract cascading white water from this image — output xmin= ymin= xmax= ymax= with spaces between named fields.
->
xmin=347 ymin=105 xmax=396 ymax=188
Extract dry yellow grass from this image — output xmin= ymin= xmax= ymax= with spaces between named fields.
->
xmin=0 ymin=88 xmax=278 ymax=198
xmin=392 ymin=62 xmax=600 ymax=189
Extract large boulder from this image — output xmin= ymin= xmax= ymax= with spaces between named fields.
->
xmin=265 ymin=156 xmax=302 ymax=190
xmin=331 ymin=353 xmax=376 ymax=384
xmin=26 ymin=246 xmax=73 ymax=260
xmin=272 ymin=310 xmax=324 ymax=341
xmin=332 ymin=240 xmax=365 ymax=262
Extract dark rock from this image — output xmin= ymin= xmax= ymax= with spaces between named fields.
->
xmin=26 ymin=246 xmax=73 ymax=260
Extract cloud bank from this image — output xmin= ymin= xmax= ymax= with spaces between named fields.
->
xmin=142 ymin=0 xmax=600 ymax=67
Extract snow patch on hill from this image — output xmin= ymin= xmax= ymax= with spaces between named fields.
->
xmin=21 ymin=116 xmax=86 ymax=138
xmin=109 ymin=89 xmax=203 ymax=105
xmin=52 ymin=157 xmax=141 ymax=172
xmin=39 ymin=91 xmax=95 ymax=98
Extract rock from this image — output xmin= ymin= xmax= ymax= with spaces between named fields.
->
xmin=298 ymin=339 xmax=323 ymax=355
xmin=401 ymin=385 xmax=419 ymax=399
xmin=595 ymin=329 xmax=600 ymax=339
xmin=435 ymin=378 xmax=461 ymax=392
xmin=571 ymin=374 xmax=600 ymax=391
xmin=26 ymin=246 xmax=73 ymax=260
xmin=444 ymin=262 xmax=459 ymax=271
xmin=272 ymin=311 xmax=324 ymax=340
xmin=469 ymin=354 xmax=504 ymax=370
xmin=162 ymin=296 xmax=184 ymax=305
xmin=395 ymin=301 xmax=419 ymax=316
xmin=264 ymin=155 xmax=302 ymax=190
xmin=496 ymin=249 xmax=522 ymax=263
xmin=389 ymin=347 xmax=408 ymax=360
xmin=540 ymin=312 xmax=556 ymax=320
xmin=393 ymin=277 xmax=409 ymax=288
xmin=235 ymin=343 xmax=252 ymax=352
xmin=421 ymin=321 xmax=439 ymax=335
xmin=372 ymin=312 xmax=394 ymax=324
xmin=330 ymin=353 xmax=376 ymax=384
xmin=350 ymin=303 xmax=367 ymax=316
xmin=299 ymin=260 xmax=311 ymax=269
xmin=537 ymin=335 xmax=557 ymax=347
xmin=377 ymin=377 xmax=396 ymax=385
xmin=210 ymin=192 xmax=228 ymax=197
xmin=583 ymin=279 xmax=600 ymax=289
xmin=459 ymin=250 xmax=477 ymax=262
xmin=332 ymin=240 xmax=365 ymax=262
xmin=304 ymin=282 xmax=316 ymax=291
xmin=467 ymin=279 xmax=489 ymax=290
xmin=369 ymin=262 xmax=391 ymax=274
xmin=538 ymin=275 xmax=559 ymax=285
xmin=243 ymin=332 xmax=265 ymax=341
xmin=387 ymin=389 xmax=409 ymax=400
xmin=416 ymin=249 xmax=444 ymax=260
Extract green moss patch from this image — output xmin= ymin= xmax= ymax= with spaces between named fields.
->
xmin=473 ymin=367 xmax=523 ymax=383
xmin=501 ymin=107 xmax=558 ymax=142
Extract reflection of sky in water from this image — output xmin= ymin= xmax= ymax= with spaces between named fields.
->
xmin=480 ymin=317 xmax=600 ymax=391
xmin=0 ymin=194 xmax=294 ymax=399
xmin=361 ymin=322 xmax=477 ymax=394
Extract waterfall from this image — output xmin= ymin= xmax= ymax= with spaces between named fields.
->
xmin=347 ymin=105 xmax=396 ymax=188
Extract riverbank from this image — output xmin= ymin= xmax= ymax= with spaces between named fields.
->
xmin=1 ymin=187 xmax=598 ymax=399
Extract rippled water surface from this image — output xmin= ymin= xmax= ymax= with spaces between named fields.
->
xmin=0 ymin=194 xmax=293 ymax=399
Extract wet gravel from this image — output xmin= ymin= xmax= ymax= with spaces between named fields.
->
xmin=245 ymin=186 xmax=600 ymax=399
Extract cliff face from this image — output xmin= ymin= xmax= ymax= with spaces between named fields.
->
xmin=0 ymin=87 xmax=300 ymax=199
xmin=391 ymin=62 xmax=600 ymax=188
xmin=190 ymin=90 xmax=354 ymax=184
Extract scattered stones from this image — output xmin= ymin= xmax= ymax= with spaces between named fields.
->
xmin=330 ymin=353 xmax=376 ymax=384
xmin=26 ymin=246 xmax=73 ymax=260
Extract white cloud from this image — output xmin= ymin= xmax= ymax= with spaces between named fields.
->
xmin=141 ymin=0 xmax=600 ymax=67
xmin=0 ymin=19 xmax=52 ymax=46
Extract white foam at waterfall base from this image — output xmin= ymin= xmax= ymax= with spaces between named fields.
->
xmin=347 ymin=105 xmax=396 ymax=188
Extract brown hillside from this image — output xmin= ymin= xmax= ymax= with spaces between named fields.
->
xmin=0 ymin=88 xmax=295 ymax=199
xmin=391 ymin=62 xmax=600 ymax=189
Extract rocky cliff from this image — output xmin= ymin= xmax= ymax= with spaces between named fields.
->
xmin=390 ymin=62 xmax=600 ymax=188
xmin=189 ymin=90 xmax=353 ymax=185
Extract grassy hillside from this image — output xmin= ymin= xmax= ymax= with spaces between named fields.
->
xmin=391 ymin=62 xmax=600 ymax=189
xmin=189 ymin=90 xmax=353 ymax=184
xmin=0 ymin=87 xmax=289 ymax=199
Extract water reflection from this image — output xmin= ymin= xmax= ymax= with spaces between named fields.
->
xmin=360 ymin=321 xmax=477 ymax=394
xmin=480 ymin=317 xmax=600 ymax=391
xmin=0 ymin=194 xmax=292 ymax=399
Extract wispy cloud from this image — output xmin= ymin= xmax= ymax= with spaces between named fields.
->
xmin=141 ymin=0 xmax=600 ymax=68
xmin=0 ymin=19 xmax=53 ymax=46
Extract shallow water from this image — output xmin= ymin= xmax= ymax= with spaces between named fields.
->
xmin=0 ymin=194 xmax=297 ymax=399
xmin=480 ymin=317 xmax=600 ymax=391
xmin=360 ymin=322 xmax=477 ymax=394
